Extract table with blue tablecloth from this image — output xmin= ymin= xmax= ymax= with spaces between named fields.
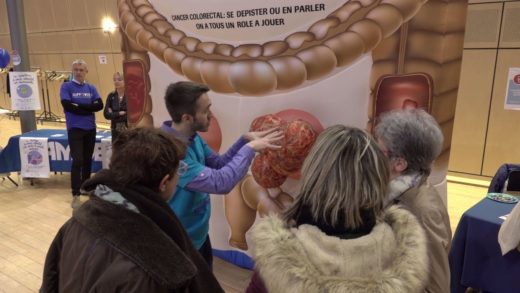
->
xmin=449 ymin=197 xmax=520 ymax=293
xmin=0 ymin=129 xmax=111 ymax=174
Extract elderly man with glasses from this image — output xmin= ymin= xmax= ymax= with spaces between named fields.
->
xmin=375 ymin=109 xmax=451 ymax=293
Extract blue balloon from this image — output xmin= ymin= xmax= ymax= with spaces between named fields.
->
xmin=0 ymin=48 xmax=11 ymax=68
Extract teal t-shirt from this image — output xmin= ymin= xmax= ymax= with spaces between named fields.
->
xmin=168 ymin=134 xmax=213 ymax=249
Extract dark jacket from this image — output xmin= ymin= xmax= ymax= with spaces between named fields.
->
xmin=103 ymin=91 xmax=127 ymax=130
xmin=40 ymin=172 xmax=224 ymax=293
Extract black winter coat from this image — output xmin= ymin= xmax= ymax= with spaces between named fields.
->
xmin=103 ymin=91 xmax=127 ymax=130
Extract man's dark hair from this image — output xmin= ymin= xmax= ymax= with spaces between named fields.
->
xmin=109 ymin=128 xmax=186 ymax=190
xmin=164 ymin=81 xmax=210 ymax=123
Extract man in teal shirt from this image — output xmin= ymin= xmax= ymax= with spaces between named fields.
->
xmin=161 ymin=81 xmax=282 ymax=266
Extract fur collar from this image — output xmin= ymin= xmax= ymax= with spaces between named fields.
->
xmin=74 ymin=197 xmax=197 ymax=289
xmin=252 ymin=206 xmax=429 ymax=293
xmin=386 ymin=173 xmax=422 ymax=206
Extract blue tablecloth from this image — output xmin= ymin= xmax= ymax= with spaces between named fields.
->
xmin=449 ymin=198 xmax=520 ymax=293
xmin=0 ymin=129 xmax=111 ymax=174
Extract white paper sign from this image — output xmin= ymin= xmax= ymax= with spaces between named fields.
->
xmin=98 ymin=55 xmax=107 ymax=64
xmin=11 ymin=50 xmax=21 ymax=66
xmin=504 ymin=67 xmax=520 ymax=110
xmin=19 ymin=137 xmax=50 ymax=178
xmin=100 ymin=137 xmax=112 ymax=169
xmin=9 ymin=71 xmax=41 ymax=111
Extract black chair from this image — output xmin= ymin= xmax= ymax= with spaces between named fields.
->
xmin=488 ymin=163 xmax=520 ymax=193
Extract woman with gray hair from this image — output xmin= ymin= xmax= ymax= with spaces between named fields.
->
xmin=247 ymin=125 xmax=429 ymax=293
xmin=375 ymin=109 xmax=451 ymax=293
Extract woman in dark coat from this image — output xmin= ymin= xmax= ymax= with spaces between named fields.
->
xmin=103 ymin=72 xmax=127 ymax=141
xmin=41 ymin=128 xmax=224 ymax=293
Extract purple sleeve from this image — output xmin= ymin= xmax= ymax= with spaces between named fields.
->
xmin=60 ymin=83 xmax=71 ymax=101
xmin=186 ymin=145 xmax=255 ymax=194
xmin=205 ymin=137 xmax=248 ymax=169
xmin=91 ymin=85 xmax=101 ymax=100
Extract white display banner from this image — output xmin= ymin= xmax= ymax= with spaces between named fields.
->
xmin=142 ymin=0 xmax=372 ymax=263
xmin=153 ymin=0 xmax=343 ymax=43
xmin=9 ymin=71 xmax=41 ymax=111
xmin=19 ymin=137 xmax=50 ymax=178
xmin=504 ymin=67 xmax=520 ymax=110
xmin=121 ymin=0 xmax=462 ymax=268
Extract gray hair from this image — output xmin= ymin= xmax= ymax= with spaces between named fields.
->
xmin=283 ymin=125 xmax=389 ymax=230
xmin=71 ymin=59 xmax=88 ymax=69
xmin=374 ymin=109 xmax=443 ymax=175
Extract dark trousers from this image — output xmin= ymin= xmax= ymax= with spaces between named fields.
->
xmin=68 ymin=128 xmax=96 ymax=196
xmin=111 ymin=129 xmax=121 ymax=143
xmin=198 ymin=236 xmax=213 ymax=269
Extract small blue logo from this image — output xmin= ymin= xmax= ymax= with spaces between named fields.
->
xmin=27 ymin=150 xmax=43 ymax=165
xmin=17 ymin=84 xmax=32 ymax=98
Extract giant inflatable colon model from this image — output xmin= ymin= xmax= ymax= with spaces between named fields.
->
xmin=226 ymin=110 xmax=324 ymax=249
xmin=118 ymin=0 xmax=467 ymax=266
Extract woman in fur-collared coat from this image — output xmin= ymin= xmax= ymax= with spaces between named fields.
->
xmin=248 ymin=126 xmax=429 ymax=293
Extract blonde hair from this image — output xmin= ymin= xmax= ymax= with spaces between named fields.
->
xmin=283 ymin=125 xmax=389 ymax=229
xmin=113 ymin=72 xmax=123 ymax=84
